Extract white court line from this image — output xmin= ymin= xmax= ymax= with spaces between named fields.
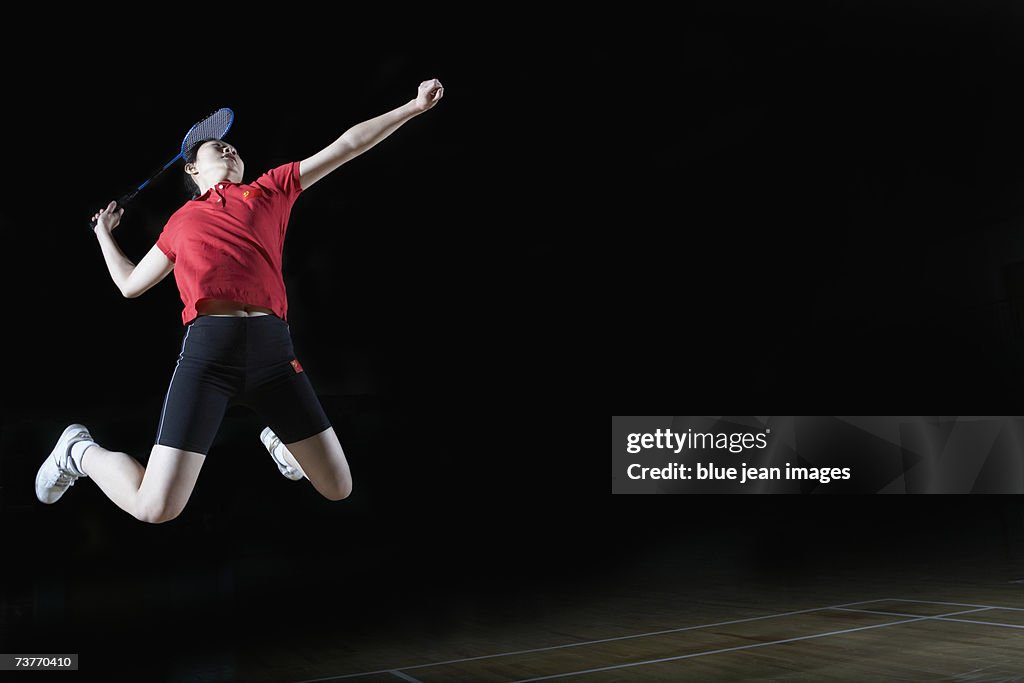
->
xmin=886 ymin=598 xmax=1024 ymax=612
xmin=870 ymin=600 xmax=1024 ymax=628
xmin=833 ymin=606 xmax=1020 ymax=630
xmin=506 ymin=616 xmax=931 ymax=682
xmin=835 ymin=606 xmax=993 ymax=620
xmin=289 ymin=601 xmax=871 ymax=682
xmin=505 ymin=604 xmax=1015 ymax=683
xmin=289 ymin=598 xmax=1024 ymax=683
xmin=388 ymin=671 xmax=423 ymax=683
xmin=930 ymin=616 xmax=1024 ymax=630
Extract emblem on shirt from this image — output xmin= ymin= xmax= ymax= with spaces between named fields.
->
xmin=242 ymin=187 xmax=263 ymax=200
xmin=290 ymin=359 xmax=304 ymax=373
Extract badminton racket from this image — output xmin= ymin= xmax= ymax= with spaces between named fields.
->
xmin=89 ymin=107 xmax=234 ymax=230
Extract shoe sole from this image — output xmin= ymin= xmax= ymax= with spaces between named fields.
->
xmin=35 ymin=424 xmax=89 ymax=504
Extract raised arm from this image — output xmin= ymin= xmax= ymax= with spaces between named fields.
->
xmin=92 ymin=201 xmax=174 ymax=299
xmin=299 ymin=78 xmax=444 ymax=191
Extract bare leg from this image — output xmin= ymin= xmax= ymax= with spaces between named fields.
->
xmin=81 ymin=444 xmax=206 ymax=523
xmin=79 ymin=446 xmax=145 ymax=515
xmin=278 ymin=427 xmax=352 ymax=501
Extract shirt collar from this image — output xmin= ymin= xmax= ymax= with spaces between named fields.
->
xmin=193 ymin=180 xmax=239 ymax=202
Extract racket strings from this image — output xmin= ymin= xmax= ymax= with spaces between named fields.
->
xmin=181 ymin=108 xmax=235 ymax=158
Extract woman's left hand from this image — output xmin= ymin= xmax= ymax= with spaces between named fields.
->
xmin=414 ymin=78 xmax=444 ymax=112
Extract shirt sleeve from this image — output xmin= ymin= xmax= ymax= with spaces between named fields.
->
xmin=156 ymin=225 xmax=176 ymax=262
xmin=255 ymin=161 xmax=303 ymax=201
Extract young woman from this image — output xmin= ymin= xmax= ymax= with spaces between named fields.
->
xmin=35 ymin=79 xmax=444 ymax=523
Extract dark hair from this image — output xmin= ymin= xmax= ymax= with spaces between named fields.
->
xmin=183 ymin=138 xmax=222 ymax=199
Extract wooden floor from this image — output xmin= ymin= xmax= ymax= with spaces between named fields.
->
xmin=293 ymin=599 xmax=1023 ymax=682
xmin=8 ymin=517 xmax=1024 ymax=681
xmin=223 ymin=543 xmax=1024 ymax=683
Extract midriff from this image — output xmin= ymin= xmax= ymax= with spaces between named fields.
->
xmin=196 ymin=299 xmax=275 ymax=317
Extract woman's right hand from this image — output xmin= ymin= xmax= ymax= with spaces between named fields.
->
xmin=92 ymin=200 xmax=124 ymax=234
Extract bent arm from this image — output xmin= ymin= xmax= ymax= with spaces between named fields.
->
xmin=95 ymin=233 xmax=174 ymax=298
xmin=299 ymin=78 xmax=444 ymax=191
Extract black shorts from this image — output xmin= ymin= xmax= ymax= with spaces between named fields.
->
xmin=155 ymin=315 xmax=331 ymax=455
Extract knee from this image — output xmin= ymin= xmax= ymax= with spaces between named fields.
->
xmin=134 ymin=501 xmax=182 ymax=524
xmin=322 ymin=476 xmax=353 ymax=502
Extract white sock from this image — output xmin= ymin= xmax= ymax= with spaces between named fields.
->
xmin=70 ymin=440 xmax=97 ymax=475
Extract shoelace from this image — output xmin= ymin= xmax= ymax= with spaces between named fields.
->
xmin=49 ymin=469 xmax=79 ymax=489
xmin=50 ymin=432 xmax=90 ymax=486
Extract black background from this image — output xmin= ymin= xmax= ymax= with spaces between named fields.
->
xmin=2 ymin=3 xmax=1024 ymax=680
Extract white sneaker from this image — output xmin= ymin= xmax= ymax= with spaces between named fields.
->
xmin=35 ymin=424 xmax=93 ymax=504
xmin=260 ymin=427 xmax=303 ymax=481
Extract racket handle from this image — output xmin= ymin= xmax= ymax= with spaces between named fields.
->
xmin=88 ymin=191 xmax=138 ymax=231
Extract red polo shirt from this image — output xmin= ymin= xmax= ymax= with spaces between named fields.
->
xmin=156 ymin=161 xmax=302 ymax=324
